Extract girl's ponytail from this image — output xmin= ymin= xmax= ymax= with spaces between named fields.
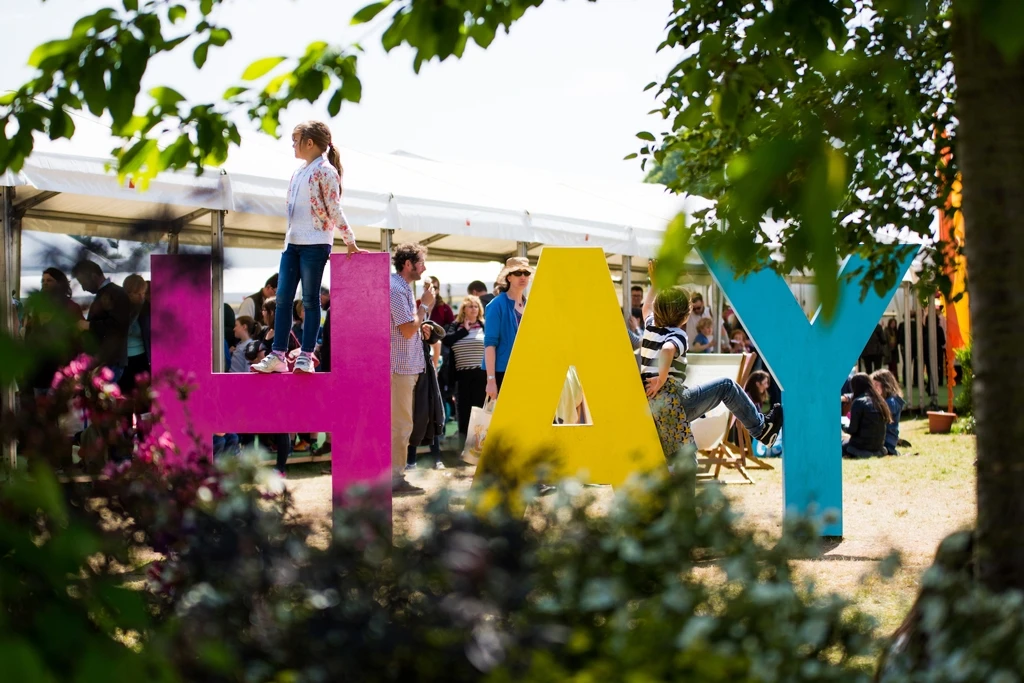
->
xmin=326 ymin=139 xmax=343 ymax=179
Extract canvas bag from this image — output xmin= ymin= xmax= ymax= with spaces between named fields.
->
xmin=461 ymin=398 xmax=496 ymax=465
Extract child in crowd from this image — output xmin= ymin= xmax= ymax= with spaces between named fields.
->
xmin=690 ymin=317 xmax=715 ymax=353
xmin=640 ymin=263 xmax=782 ymax=462
xmin=841 ymin=372 xmax=892 ymax=458
xmin=871 ymin=369 xmax=906 ymax=455
xmin=744 ymin=370 xmax=771 ymax=414
xmin=230 ymin=316 xmax=258 ymax=372
xmin=252 ymin=120 xmax=366 ymax=374
xmin=729 ymin=328 xmax=754 ymax=354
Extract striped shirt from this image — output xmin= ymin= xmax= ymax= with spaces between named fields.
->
xmin=640 ymin=315 xmax=688 ymax=382
xmin=390 ymin=273 xmax=424 ymax=375
xmin=451 ymin=324 xmax=485 ymax=370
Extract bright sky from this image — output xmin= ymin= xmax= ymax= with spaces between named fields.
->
xmin=3 ymin=0 xmax=680 ymax=184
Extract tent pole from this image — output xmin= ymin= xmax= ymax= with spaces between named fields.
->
xmin=380 ymin=229 xmax=393 ymax=254
xmin=915 ymin=295 xmax=926 ymax=411
xmin=621 ymin=255 xmax=632 ymax=321
xmin=11 ymin=215 xmax=21 ymax=300
xmin=903 ymin=285 xmax=912 ymax=410
xmin=714 ymin=281 xmax=724 ymax=353
xmin=212 ymin=211 xmax=226 ymax=373
xmin=927 ymin=293 xmax=939 ymax=408
xmin=1 ymin=187 xmax=17 ymax=469
xmin=517 ymin=241 xmax=528 ymax=258
xmin=168 ymin=232 xmax=179 ymax=255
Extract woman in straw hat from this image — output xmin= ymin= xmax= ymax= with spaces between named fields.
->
xmin=484 ymin=256 xmax=534 ymax=400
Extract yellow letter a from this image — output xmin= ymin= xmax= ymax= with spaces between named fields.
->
xmin=478 ymin=247 xmax=666 ymax=486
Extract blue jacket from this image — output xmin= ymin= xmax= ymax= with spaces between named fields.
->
xmin=483 ymin=292 xmax=522 ymax=373
xmin=884 ymin=395 xmax=905 ymax=454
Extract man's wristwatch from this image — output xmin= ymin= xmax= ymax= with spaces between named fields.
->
xmin=487 ymin=375 xmax=495 ymax=380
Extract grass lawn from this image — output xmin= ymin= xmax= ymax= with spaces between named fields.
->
xmin=723 ymin=417 xmax=975 ymax=635
xmin=287 ymin=416 xmax=976 ymax=640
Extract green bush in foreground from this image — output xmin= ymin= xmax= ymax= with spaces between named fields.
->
xmin=0 ymin=360 xmax=1013 ymax=681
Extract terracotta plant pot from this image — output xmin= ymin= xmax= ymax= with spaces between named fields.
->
xmin=927 ymin=410 xmax=957 ymax=434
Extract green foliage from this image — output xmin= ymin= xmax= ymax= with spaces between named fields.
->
xmin=2 ymin=354 xmax=885 ymax=681
xmin=953 ymin=344 xmax=973 ymax=416
xmin=950 ymin=415 xmax=975 ymax=435
xmin=0 ymin=464 xmax=177 ymax=682
xmin=0 ymin=1 xmax=362 ymax=187
xmin=634 ymin=0 xmax=955 ymax=319
xmin=877 ymin=530 xmax=1024 ymax=681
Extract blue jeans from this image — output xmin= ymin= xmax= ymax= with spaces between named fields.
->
xmin=273 ymin=243 xmax=330 ymax=354
xmin=680 ymin=378 xmax=765 ymax=437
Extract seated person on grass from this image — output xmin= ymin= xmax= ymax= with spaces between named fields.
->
xmin=841 ymin=372 xmax=891 ymax=458
xmin=871 ymin=369 xmax=906 ymax=455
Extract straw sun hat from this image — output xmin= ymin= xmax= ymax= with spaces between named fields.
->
xmin=495 ymin=256 xmax=535 ymax=286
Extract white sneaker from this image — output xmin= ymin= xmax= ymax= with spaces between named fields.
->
xmin=251 ymin=354 xmax=289 ymax=374
xmin=293 ymin=355 xmax=315 ymax=374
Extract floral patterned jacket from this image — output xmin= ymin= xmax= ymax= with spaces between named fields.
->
xmin=286 ymin=156 xmax=356 ymax=247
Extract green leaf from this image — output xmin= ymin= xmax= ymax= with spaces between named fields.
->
xmin=168 ymin=5 xmax=187 ymax=23
xmin=241 ymin=56 xmax=286 ymax=81
xmin=199 ymin=0 xmax=214 ymax=15
xmin=623 ymin=153 xmax=638 ymax=160
xmin=712 ymin=89 xmax=738 ymax=125
xmin=327 ymin=89 xmax=344 ymax=117
xmin=193 ymin=42 xmax=209 ymax=68
xmin=636 ymin=131 xmax=656 ymax=142
xmin=340 ymin=75 xmax=362 ymax=104
xmin=351 ymin=0 xmax=392 ymax=25
xmin=123 ymin=0 xmax=138 ymax=11
xmin=223 ymin=86 xmax=247 ymax=99
xmin=208 ymin=27 xmax=232 ymax=47
xmin=149 ymin=86 xmax=185 ymax=108
xmin=654 ymin=212 xmax=693 ymax=289
xmin=27 ymin=39 xmax=75 ymax=68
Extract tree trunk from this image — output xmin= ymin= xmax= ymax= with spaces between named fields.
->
xmin=952 ymin=10 xmax=1024 ymax=592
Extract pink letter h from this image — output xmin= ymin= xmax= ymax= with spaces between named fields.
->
xmin=150 ymin=253 xmax=391 ymax=510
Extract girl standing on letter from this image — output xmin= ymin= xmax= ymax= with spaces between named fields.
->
xmin=252 ymin=120 xmax=366 ymax=374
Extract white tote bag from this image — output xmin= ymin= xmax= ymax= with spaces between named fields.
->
xmin=461 ymin=398 xmax=496 ymax=465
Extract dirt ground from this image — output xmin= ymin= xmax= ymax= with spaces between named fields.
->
xmin=285 ymin=417 xmax=975 ymax=635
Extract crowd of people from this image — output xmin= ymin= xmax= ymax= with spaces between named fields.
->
xmin=22 ymin=116 xmax=921 ymax=485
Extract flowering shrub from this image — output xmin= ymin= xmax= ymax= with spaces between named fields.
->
xmin=0 ymin=352 xmax=1013 ymax=682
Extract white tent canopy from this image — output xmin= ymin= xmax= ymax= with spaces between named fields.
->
xmin=2 ymin=115 xmax=705 ymax=269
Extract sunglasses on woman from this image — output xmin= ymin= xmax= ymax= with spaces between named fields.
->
xmin=509 ymin=270 xmax=531 ymax=277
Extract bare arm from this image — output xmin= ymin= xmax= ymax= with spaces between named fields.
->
xmin=396 ymin=284 xmax=435 ymax=338
xmin=485 ymin=346 xmax=498 ymax=399
xmin=641 ymin=283 xmax=657 ymax=323
xmin=691 ymin=338 xmax=712 ymax=352
xmin=644 ymin=345 xmax=676 ymax=398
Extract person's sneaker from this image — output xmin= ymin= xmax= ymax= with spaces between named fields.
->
xmin=251 ymin=353 xmax=289 ymax=374
xmin=392 ymin=479 xmax=424 ymax=495
xmin=758 ymin=404 xmax=783 ymax=448
xmin=434 ymin=460 xmax=446 ymax=470
xmin=293 ymin=355 xmax=315 ymax=374
xmin=293 ymin=440 xmax=311 ymax=453
xmin=313 ymin=441 xmax=332 ymax=457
